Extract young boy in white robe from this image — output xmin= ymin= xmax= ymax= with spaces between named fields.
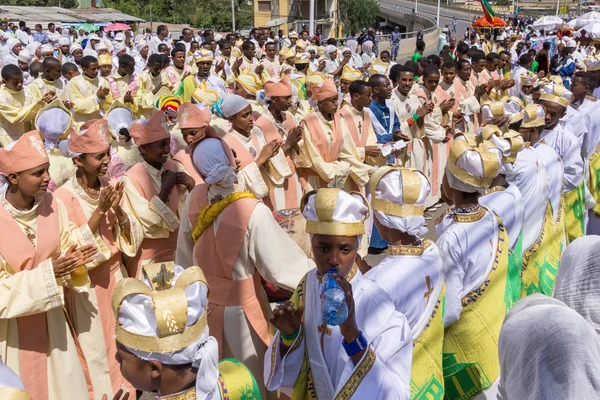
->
xmin=364 ymin=167 xmax=446 ymax=399
xmin=265 ymin=188 xmax=413 ymax=400
xmin=437 ymin=138 xmax=509 ymax=399
xmin=538 ymin=83 xmax=585 ymax=243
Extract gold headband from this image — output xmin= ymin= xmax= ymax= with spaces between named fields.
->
xmin=112 ymin=266 xmax=210 ymax=354
xmin=301 ymin=188 xmax=368 ymax=236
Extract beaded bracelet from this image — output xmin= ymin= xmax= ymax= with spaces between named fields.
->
xmin=281 ymin=328 xmax=300 ymax=347
xmin=407 ymin=113 xmax=419 ymax=126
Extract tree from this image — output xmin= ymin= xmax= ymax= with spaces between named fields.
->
xmin=102 ymin=0 xmax=253 ymax=30
xmin=338 ymin=0 xmax=379 ymax=35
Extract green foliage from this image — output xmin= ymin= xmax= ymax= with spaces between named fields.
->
xmin=0 ymin=0 xmax=78 ymax=8
xmin=338 ymin=0 xmax=378 ymax=35
xmin=102 ymin=0 xmax=253 ymax=30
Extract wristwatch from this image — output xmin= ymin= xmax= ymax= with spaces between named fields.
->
xmin=342 ymin=331 xmax=368 ymax=357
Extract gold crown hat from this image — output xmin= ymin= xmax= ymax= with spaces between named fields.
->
xmin=585 ymin=54 xmax=600 ymax=71
xmin=235 ymin=72 xmax=263 ymax=95
xmin=521 ymin=104 xmax=546 ymax=128
xmin=294 ymin=51 xmax=311 ymax=65
xmin=279 ymin=46 xmax=296 ymax=61
xmin=301 ymin=188 xmax=370 ymax=237
xmin=520 ymin=70 xmax=538 ymax=86
xmin=481 ymin=97 xmax=523 ymax=125
xmin=193 ymin=48 xmax=214 ymax=63
xmin=288 ymin=30 xmax=299 ymax=39
xmin=35 ymin=99 xmax=74 ymax=143
xmin=112 ymin=262 xmax=210 ymax=355
xmin=341 ymin=64 xmax=363 ymax=82
xmin=446 ymin=137 xmax=502 ymax=193
xmin=295 ymin=39 xmax=308 ymax=51
xmin=539 ymin=83 xmax=573 ymax=107
xmin=478 ymin=125 xmax=524 ymax=164
xmin=369 ymin=167 xmax=431 ymax=237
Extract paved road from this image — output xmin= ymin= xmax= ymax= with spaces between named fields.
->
xmin=380 ymin=0 xmax=473 ymax=38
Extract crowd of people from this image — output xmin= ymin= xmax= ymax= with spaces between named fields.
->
xmin=0 ymin=14 xmax=600 ymax=400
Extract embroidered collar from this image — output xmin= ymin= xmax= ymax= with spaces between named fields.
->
xmin=388 ymin=238 xmax=432 ymax=256
xmin=0 ymin=192 xmax=43 ymax=219
xmin=230 ymin=129 xmax=253 ymax=143
xmin=451 ymin=205 xmax=486 ymax=223
xmin=316 ymin=262 xmax=358 ymax=283
xmin=71 ymin=176 xmax=101 ymax=205
xmin=481 ymin=185 xmax=506 ymax=197
xmin=155 ymin=385 xmax=195 ymax=399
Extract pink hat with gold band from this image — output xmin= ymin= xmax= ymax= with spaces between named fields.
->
xmin=178 ymin=103 xmax=212 ymax=130
xmin=264 ymin=76 xmax=292 ymax=97
xmin=130 ymin=111 xmax=171 ymax=146
xmin=68 ymin=119 xmax=111 ymax=154
xmin=311 ymin=78 xmax=338 ymax=101
xmin=0 ymin=131 xmax=49 ymax=174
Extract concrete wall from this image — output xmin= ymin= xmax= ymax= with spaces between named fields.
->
xmin=378 ymin=28 xmax=440 ymax=59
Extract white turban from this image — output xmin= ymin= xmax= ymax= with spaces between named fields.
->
xmin=17 ymin=49 xmax=34 ymax=65
xmin=106 ymin=106 xmax=134 ymax=140
xmin=40 ymin=44 xmax=54 ymax=55
xmin=553 ymin=235 xmax=600 ymax=336
xmin=325 ymin=44 xmax=337 ymax=56
xmin=498 ymin=294 xmax=600 ymax=399
xmin=135 ymin=40 xmax=148 ymax=54
xmin=192 ymin=138 xmax=237 ymax=186
xmin=70 ymin=43 xmax=82 ymax=54
xmin=26 ymin=42 xmax=41 ymax=55
xmin=37 ymin=107 xmax=71 ymax=148
xmin=373 ymin=169 xmax=430 ymax=238
xmin=58 ymin=37 xmax=71 ymax=47
xmin=220 ymin=95 xmax=250 ymax=118
xmin=6 ymin=38 xmax=20 ymax=54
xmin=117 ymin=264 xmax=220 ymax=400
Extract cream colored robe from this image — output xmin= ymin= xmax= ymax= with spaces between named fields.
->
xmin=57 ymin=177 xmax=143 ymax=399
xmin=295 ymin=112 xmax=351 ymax=192
xmin=67 ymin=75 xmax=113 ymax=128
xmin=31 ymin=77 xmax=68 ymax=102
xmin=0 ymin=85 xmax=44 ymax=145
xmin=0 ymin=194 xmax=101 ymax=400
xmin=133 ymin=70 xmax=171 ymax=119
xmin=392 ymin=89 xmax=425 ymax=168
xmin=338 ymin=105 xmax=379 ymax=190
xmin=175 ymin=183 xmax=314 ymax=397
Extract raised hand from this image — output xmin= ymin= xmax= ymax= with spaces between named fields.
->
xmin=270 ymin=301 xmax=303 ymax=336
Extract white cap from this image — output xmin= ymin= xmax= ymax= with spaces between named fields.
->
xmin=220 ymin=95 xmax=250 ymax=118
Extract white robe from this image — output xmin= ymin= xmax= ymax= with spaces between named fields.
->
xmin=265 ymin=268 xmax=413 ymax=400
xmin=437 ymin=207 xmax=499 ymax=326
xmin=539 ymin=123 xmax=583 ymax=192
xmin=505 ymin=147 xmax=549 ymax=252
xmin=479 ymin=183 xmax=524 ymax=251
xmin=365 ymin=240 xmax=444 ymax=338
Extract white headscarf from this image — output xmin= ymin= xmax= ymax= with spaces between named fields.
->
xmin=361 ymin=41 xmax=374 ymax=65
xmin=346 ymin=39 xmax=363 ymax=69
xmin=117 ymin=265 xmax=219 ymax=400
xmin=192 ymin=138 xmax=237 ymax=186
xmin=498 ymin=294 xmax=600 ymax=400
xmin=58 ymin=37 xmax=71 ymax=47
xmin=26 ymin=42 xmax=41 ymax=56
xmin=221 ymin=95 xmax=250 ymax=118
xmin=553 ymin=235 xmax=600 ymax=336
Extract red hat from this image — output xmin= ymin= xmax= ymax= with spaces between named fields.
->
xmin=130 ymin=111 xmax=170 ymax=146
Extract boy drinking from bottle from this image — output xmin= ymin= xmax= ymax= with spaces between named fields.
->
xmin=265 ymin=188 xmax=413 ymax=400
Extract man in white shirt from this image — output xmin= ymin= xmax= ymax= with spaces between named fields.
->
xmin=47 ymin=23 xmax=61 ymax=45
xmin=148 ymin=24 xmax=170 ymax=54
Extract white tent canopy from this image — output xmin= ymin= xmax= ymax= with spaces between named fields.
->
xmin=577 ymin=23 xmax=600 ymax=40
xmin=532 ymin=15 xmax=564 ymax=31
xmin=567 ymin=11 xmax=600 ymax=29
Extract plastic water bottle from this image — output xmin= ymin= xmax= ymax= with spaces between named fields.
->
xmin=321 ymin=269 xmax=348 ymax=326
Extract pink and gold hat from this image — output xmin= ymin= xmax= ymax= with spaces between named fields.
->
xmin=0 ymin=131 xmax=49 ymax=174
xmin=130 ymin=111 xmax=170 ymax=146
xmin=68 ymin=119 xmax=111 ymax=154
